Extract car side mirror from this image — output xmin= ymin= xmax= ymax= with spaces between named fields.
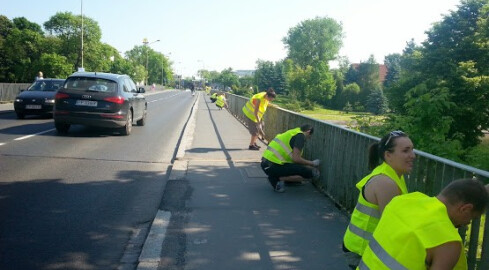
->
xmin=138 ymin=87 xmax=146 ymax=93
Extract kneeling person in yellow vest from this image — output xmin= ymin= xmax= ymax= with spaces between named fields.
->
xmin=359 ymin=179 xmax=489 ymax=270
xmin=210 ymin=92 xmax=217 ymax=103
xmin=260 ymin=124 xmax=320 ymax=193
xmin=215 ymin=93 xmax=227 ymax=110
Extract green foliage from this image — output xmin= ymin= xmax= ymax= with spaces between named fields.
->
xmin=465 ymin=139 xmax=489 ymax=171
xmin=343 ymin=101 xmax=352 ymax=113
xmin=283 ymin=16 xmax=343 ymax=68
xmin=254 ymin=60 xmax=286 ymax=94
xmin=366 ymin=88 xmax=388 ymax=115
xmin=216 ymin=68 xmax=239 ymax=89
xmin=36 ymin=53 xmax=72 ymax=78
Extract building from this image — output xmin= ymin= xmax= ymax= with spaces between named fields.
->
xmin=234 ymin=70 xmax=255 ymax=78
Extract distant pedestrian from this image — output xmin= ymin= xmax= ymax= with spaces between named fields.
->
xmin=359 ymin=179 xmax=489 ymax=270
xmin=210 ymin=92 xmax=218 ymax=103
xmin=342 ymin=130 xmax=415 ymax=269
xmin=35 ymin=71 xmax=43 ymax=81
xmin=242 ymin=88 xmax=276 ymax=150
xmin=260 ymin=124 xmax=320 ymax=193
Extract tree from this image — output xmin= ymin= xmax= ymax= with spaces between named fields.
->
xmin=383 ymin=53 xmax=401 ymax=89
xmin=283 ymin=16 xmax=343 ymax=69
xmin=217 ymin=68 xmax=239 ymax=89
xmin=366 ymin=88 xmax=389 ymax=115
xmin=36 ymin=53 xmax=72 ymax=78
xmin=254 ymin=60 xmax=286 ymax=93
xmin=44 ymin=12 xmax=102 ymax=71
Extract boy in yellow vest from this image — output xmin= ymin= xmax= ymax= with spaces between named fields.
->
xmin=358 ymin=179 xmax=489 ymax=270
xmin=242 ymin=88 xmax=276 ymax=150
xmin=260 ymin=124 xmax=320 ymax=192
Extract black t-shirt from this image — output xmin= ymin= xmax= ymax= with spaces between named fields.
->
xmin=289 ymin=133 xmax=305 ymax=151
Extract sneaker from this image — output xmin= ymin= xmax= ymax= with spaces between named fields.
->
xmin=253 ymin=143 xmax=261 ymax=149
xmin=267 ymin=176 xmax=279 ymax=188
xmin=275 ymin=181 xmax=285 ymax=193
xmin=248 ymin=145 xmax=260 ymax=150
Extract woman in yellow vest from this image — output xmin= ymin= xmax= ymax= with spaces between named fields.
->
xmin=343 ymin=130 xmax=416 ymax=269
xmin=260 ymin=124 xmax=320 ymax=192
xmin=242 ymin=88 xmax=276 ymax=150
xmin=359 ymin=179 xmax=489 ymax=270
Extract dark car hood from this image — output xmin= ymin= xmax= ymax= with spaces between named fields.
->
xmin=17 ymin=91 xmax=56 ymax=99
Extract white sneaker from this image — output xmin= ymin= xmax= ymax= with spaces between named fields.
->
xmin=275 ymin=181 xmax=285 ymax=193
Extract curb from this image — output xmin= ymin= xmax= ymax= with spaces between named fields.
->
xmin=136 ymin=93 xmax=200 ymax=270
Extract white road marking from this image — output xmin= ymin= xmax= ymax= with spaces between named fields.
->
xmin=14 ymin=128 xmax=56 ymax=141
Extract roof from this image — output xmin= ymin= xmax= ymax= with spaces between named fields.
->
xmin=69 ymin=72 xmax=128 ymax=81
xmin=350 ymin=64 xmax=388 ymax=83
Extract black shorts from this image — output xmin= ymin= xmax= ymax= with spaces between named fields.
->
xmin=260 ymin=158 xmax=313 ymax=179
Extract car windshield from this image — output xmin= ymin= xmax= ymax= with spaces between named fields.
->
xmin=27 ymin=80 xmax=64 ymax=92
xmin=64 ymin=77 xmax=117 ymax=93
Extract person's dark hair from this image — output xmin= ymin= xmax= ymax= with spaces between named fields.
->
xmin=266 ymin=88 xmax=276 ymax=98
xmin=368 ymin=130 xmax=408 ymax=170
xmin=440 ymin=178 xmax=489 ymax=213
xmin=300 ymin=124 xmax=313 ymax=134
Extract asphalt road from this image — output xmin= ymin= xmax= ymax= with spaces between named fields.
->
xmin=0 ymin=90 xmax=196 ymax=270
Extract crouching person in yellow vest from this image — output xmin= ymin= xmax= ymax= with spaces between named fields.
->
xmin=210 ymin=92 xmax=217 ymax=103
xmin=260 ymin=124 xmax=320 ymax=193
xmin=215 ymin=93 xmax=228 ymax=110
xmin=242 ymin=88 xmax=276 ymax=150
xmin=358 ymin=178 xmax=489 ymax=270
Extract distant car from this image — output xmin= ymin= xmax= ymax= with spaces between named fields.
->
xmin=14 ymin=78 xmax=65 ymax=119
xmin=53 ymin=72 xmax=147 ymax=135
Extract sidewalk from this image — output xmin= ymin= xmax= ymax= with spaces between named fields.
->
xmin=143 ymin=93 xmax=350 ymax=270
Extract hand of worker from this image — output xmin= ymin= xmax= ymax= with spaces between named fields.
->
xmin=312 ymin=159 xmax=320 ymax=167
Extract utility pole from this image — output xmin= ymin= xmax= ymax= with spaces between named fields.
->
xmin=142 ymin=38 xmax=160 ymax=85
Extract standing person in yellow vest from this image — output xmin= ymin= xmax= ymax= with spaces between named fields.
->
xmin=242 ymin=88 xmax=276 ymax=150
xmin=260 ymin=124 xmax=320 ymax=192
xmin=342 ymin=130 xmax=416 ymax=269
xmin=215 ymin=93 xmax=228 ymax=110
xmin=358 ymin=179 xmax=489 ymax=270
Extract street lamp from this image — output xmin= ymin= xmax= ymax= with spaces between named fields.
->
xmin=142 ymin=38 xmax=160 ymax=85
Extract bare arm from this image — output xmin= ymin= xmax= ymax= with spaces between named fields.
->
xmin=253 ymin=99 xmax=261 ymax=121
xmin=291 ymin=147 xmax=314 ymax=166
xmin=364 ymin=175 xmax=401 ymax=214
xmin=427 ymin=242 xmax=461 ymax=270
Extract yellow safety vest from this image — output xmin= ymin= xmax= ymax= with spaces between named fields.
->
xmin=216 ymin=95 xmax=225 ymax=107
xmin=358 ymin=192 xmax=467 ymax=270
xmin=262 ymin=127 xmax=302 ymax=165
xmin=211 ymin=93 xmax=217 ymax=99
xmin=242 ymin=92 xmax=269 ymax=123
xmin=343 ymin=162 xmax=408 ymax=256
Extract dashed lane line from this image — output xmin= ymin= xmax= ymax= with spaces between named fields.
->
xmin=14 ymin=128 xmax=55 ymax=141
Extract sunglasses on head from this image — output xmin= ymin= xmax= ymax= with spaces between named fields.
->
xmin=384 ymin=130 xmax=405 ymax=146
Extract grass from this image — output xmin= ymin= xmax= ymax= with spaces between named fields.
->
xmin=271 ymin=96 xmax=381 ymax=125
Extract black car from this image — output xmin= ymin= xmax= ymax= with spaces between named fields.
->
xmin=14 ymin=78 xmax=65 ymax=119
xmin=53 ymin=72 xmax=147 ymax=135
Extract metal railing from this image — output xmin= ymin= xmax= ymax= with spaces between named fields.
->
xmin=226 ymin=92 xmax=489 ymax=270
xmin=0 ymin=83 xmax=31 ymax=102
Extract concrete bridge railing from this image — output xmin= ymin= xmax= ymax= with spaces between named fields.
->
xmin=0 ymin=83 xmax=31 ymax=102
xmin=226 ymin=92 xmax=489 ymax=270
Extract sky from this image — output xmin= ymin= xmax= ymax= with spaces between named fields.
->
xmin=3 ymin=0 xmax=462 ymax=78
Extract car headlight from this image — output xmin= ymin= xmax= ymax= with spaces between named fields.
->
xmin=15 ymin=98 xmax=23 ymax=103
xmin=44 ymin=98 xmax=55 ymax=104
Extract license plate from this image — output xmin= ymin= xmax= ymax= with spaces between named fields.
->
xmin=76 ymin=100 xmax=98 ymax=107
xmin=26 ymin=105 xmax=42 ymax=109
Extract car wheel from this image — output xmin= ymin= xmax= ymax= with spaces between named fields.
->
xmin=16 ymin=112 xmax=25 ymax=119
xmin=137 ymin=109 xmax=146 ymax=126
xmin=55 ymin=122 xmax=70 ymax=134
xmin=121 ymin=110 xmax=132 ymax=135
